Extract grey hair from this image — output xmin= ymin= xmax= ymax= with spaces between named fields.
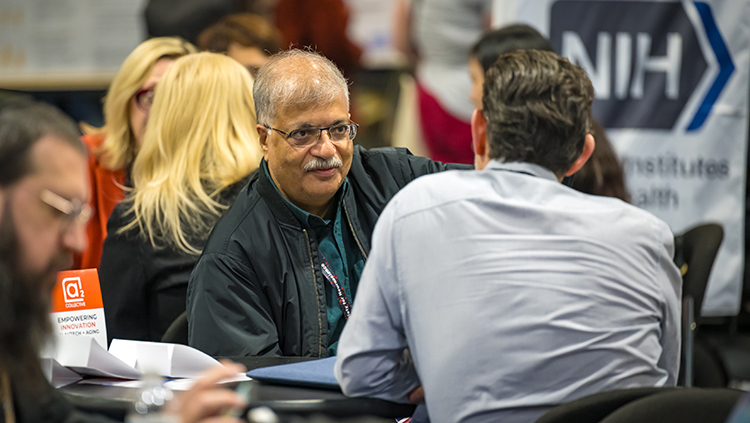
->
xmin=253 ymin=49 xmax=349 ymax=125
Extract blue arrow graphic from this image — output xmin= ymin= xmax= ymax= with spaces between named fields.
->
xmin=687 ymin=2 xmax=735 ymax=131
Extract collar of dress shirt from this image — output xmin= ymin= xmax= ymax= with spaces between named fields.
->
xmin=484 ymin=160 xmax=560 ymax=183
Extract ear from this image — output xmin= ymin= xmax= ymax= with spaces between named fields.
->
xmin=257 ymin=124 xmax=270 ymax=158
xmin=471 ymin=109 xmax=490 ymax=169
xmin=565 ymin=133 xmax=595 ymax=176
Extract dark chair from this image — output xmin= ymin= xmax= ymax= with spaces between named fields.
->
xmin=692 ymin=340 xmax=729 ymax=387
xmin=674 ymin=223 xmax=724 ymax=315
xmin=161 ymin=311 xmax=188 ymax=345
xmin=534 ymin=387 xmax=677 ymax=423
xmin=599 ymin=388 xmax=743 ymax=423
xmin=673 ymin=223 xmax=726 ymax=387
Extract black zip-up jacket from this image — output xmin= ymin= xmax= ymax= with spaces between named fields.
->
xmin=187 ymin=146 xmax=467 ymax=357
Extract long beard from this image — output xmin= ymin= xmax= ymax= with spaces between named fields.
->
xmin=0 ymin=198 xmax=53 ymax=387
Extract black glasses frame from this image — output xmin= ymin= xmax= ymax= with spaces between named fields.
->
xmin=263 ymin=123 xmax=359 ymax=148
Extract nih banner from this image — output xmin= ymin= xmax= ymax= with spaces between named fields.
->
xmin=494 ymin=0 xmax=750 ymax=315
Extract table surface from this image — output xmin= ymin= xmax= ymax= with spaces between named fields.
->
xmin=59 ymin=356 xmax=416 ymax=421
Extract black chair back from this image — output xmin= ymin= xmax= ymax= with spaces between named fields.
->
xmin=161 ymin=311 xmax=188 ymax=345
xmin=534 ymin=387 xmax=677 ymax=423
xmin=674 ymin=223 xmax=724 ymax=316
xmin=673 ymin=223 xmax=725 ymax=387
xmin=599 ymin=388 xmax=742 ymax=423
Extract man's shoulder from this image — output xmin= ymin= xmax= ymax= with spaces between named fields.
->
xmin=346 ymin=146 xmax=415 ymax=205
xmin=562 ymin=189 xmax=675 ymax=256
xmin=577 ymin=190 xmax=669 ymax=226
xmin=380 ymin=168 xmax=475 ymax=217
xmin=351 ymin=145 xmax=409 ymax=173
xmin=397 ymin=166 xmax=468 ymax=194
xmin=390 ymin=169 xmax=671 ymax=234
xmin=348 ymin=145 xmax=465 ymax=197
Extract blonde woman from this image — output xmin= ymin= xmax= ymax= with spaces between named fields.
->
xmin=79 ymin=37 xmax=196 ymax=270
xmin=99 ymin=52 xmax=263 ymax=342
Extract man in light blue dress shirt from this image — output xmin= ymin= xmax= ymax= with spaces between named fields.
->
xmin=335 ymin=50 xmax=682 ymax=423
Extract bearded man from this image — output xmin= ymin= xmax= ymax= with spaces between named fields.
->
xmin=0 ymin=102 xmax=246 ymax=423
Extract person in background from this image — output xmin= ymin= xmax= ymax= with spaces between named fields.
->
xmin=273 ymin=0 xmax=362 ymax=78
xmin=0 ymin=101 xmax=247 ymax=423
xmin=571 ymin=120 xmax=631 ymax=202
xmin=468 ymin=24 xmax=554 ymax=112
xmin=77 ymin=37 xmax=196 ymax=270
xmin=99 ymin=52 xmax=263 ymax=343
xmin=394 ymin=0 xmax=493 ymax=165
xmin=145 ymin=0 xmax=361 ymax=79
xmin=469 ymin=24 xmax=630 ymax=202
xmin=145 ymin=0 xmax=276 ymax=45
xmin=336 ymin=50 xmax=681 ymax=423
xmin=197 ymin=13 xmax=282 ymax=77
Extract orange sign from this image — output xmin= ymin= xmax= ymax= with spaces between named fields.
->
xmin=51 ymin=269 xmax=103 ymax=312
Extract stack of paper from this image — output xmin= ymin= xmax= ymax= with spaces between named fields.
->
xmin=109 ymin=339 xmax=220 ymax=378
xmin=43 ymin=336 xmax=225 ymax=386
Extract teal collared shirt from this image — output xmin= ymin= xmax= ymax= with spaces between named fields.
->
xmin=262 ymin=161 xmax=364 ymax=355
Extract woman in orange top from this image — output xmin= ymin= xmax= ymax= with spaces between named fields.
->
xmin=78 ymin=37 xmax=196 ymax=269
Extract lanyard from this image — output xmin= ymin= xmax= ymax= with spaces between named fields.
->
xmin=320 ymin=254 xmax=352 ymax=319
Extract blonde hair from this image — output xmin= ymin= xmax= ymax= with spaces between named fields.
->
xmin=120 ymin=52 xmax=262 ymax=255
xmin=85 ymin=37 xmax=197 ymax=170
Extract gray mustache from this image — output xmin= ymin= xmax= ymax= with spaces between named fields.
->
xmin=304 ymin=157 xmax=343 ymax=171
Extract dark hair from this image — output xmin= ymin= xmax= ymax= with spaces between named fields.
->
xmin=571 ymin=120 xmax=631 ymax=202
xmin=0 ymin=102 xmax=84 ymax=390
xmin=0 ymin=101 xmax=84 ymax=187
xmin=471 ymin=24 xmax=554 ymax=72
xmin=197 ymin=13 xmax=282 ymax=56
xmin=482 ymin=50 xmax=594 ymax=176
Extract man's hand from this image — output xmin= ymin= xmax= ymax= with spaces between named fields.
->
xmin=408 ymin=386 xmax=425 ymax=404
xmin=165 ymin=361 xmax=248 ymax=423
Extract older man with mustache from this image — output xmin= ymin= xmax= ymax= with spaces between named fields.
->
xmin=187 ymin=49 xmax=467 ymax=357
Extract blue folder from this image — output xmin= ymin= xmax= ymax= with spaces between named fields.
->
xmin=247 ymin=357 xmax=341 ymax=390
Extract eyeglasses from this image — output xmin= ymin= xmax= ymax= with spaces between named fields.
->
xmin=40 ymin=189 xmax=92 ymax=228
xmin=264 ymin=122 xmax=359 ymax=148
xmin=133 ymin=87 xmax=155 ymax=111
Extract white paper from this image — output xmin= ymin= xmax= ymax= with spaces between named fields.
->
xmin=169 ymin=343 xmax=222 ymax=378
xmin=55 ymin=336 xmax=142 ymax=379
xmin=164 ymin=374 xmax=251 ymax=391
xmin=79 ymin=374 xmax=250 ymax=391
xmin=107 ymin=338 xmax=137 ymax=369
xmin=48 ymin=337 xmax=231 ymax=382
xmin=109 ymin=339 xmax=221 ymax=378
xmin=40 ymin=358 xmax=83 ymax=388
xmin=136 ymin=342 xmax=172 ymax=375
